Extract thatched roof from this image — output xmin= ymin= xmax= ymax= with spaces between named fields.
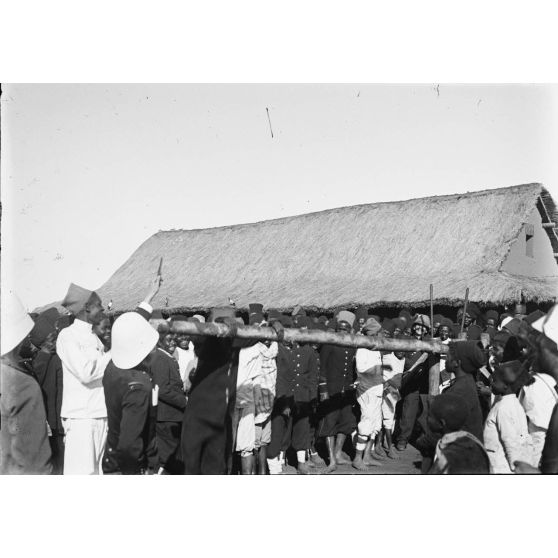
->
xmin=97 ymin=183 xmax=558 ymax=313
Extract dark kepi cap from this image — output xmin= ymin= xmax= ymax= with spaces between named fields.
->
xmin=30 ymin=307 xmax=60 ymax=347
xmin=467 ymin=324 xmax=483 ymax=341
xmin=381 ymin=318 xmax=396 ymax=335
xmin=450 ymin=340 xmax=486 ymax=373
xmin=355 ymin=306 xmax=368 ymax=321
xmin=485 ymin=309 xmax=499 ymax=322
xmin=495 ymin=360 xmax=523 ymax=385
xmin=503 ymin=317 xmax=522 ymax=337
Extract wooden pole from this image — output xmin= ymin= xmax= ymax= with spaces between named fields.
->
xmin=428 ymin=361 xmax=441 ymax=396
xmin=151 ymin=320 xmax=450 ymax=354
xmin=430 ymin=284 xmax=434 ymax=338
xmin=428 ymin=284 xmax=440 ymax=395
xmin=460 ymin=287 xmax=469 ymax=335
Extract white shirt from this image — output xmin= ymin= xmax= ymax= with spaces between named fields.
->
xmin=56 ymin=318 xmax=112 ymax=419
xmin=174 ymin=343 xmax=197 ymax=386
xmin=519 ymin=373 xmax=558 ymax=431
xmin=254 ymin=342 xmax=279 ymax=423
xmin=382 ymin=352 xmax=405 ymax=383
xmin=236 ymin=343 xmax=263 ymax=407
xmin=483 ymin=394 xmax=531 ymax=474
xmin=355 ymin=348 xmax=383 ymax=392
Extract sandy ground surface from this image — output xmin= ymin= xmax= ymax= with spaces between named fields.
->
xmin=281 ymin=444 xmax=423 ymax=475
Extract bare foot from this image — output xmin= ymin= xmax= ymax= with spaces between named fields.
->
xmin=352 ymin=456 xmax=370 ymax=471
xmin=334 ymin=453 xmax=352 ymax=466
xmin=374 ymin=445 xmax=387 ymax=458
xmin=386 ymin=447 xmax=400 ymax=460
xmin=308 ymin=453 xmax=326 ymax=468
xmin=297 ymin=462 xmax=312 ymax=475
xmin=322 ymin=462 xmax=338 ymax=474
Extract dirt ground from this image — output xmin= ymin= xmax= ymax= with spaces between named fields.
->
xmin=282 ymin=444 xmax=423 ymax=475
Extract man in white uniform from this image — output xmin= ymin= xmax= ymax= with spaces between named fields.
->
xmin=353 ymin=318 xmax=384 ymax=470
xmin=57 ymin=278 xmax=160 ymax=474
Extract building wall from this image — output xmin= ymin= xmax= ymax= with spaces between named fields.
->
xmin=501 ymin=207 xmax=558 ymax=277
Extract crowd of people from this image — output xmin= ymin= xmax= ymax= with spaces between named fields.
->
xmin=1 ymin=273 xmax=557 ymax=475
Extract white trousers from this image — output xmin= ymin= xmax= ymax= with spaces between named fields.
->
xmin=62 ymin=417 xmax=107 ymax=475
xmin=232 ymin=405 xmax=256 ymax=457
xmin=357 ymin=386 xmax=383 ymax=439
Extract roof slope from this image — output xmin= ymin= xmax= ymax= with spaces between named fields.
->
xmin=97 ymin=183 xmax=558 ymax=312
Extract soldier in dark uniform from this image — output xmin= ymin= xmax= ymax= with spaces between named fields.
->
xmin=102 ymin=306 xmax=159 ymax=475
xmin=150 ymin=322 xmax=186 ymax=474
xmin=30 ymin=309 xmax=65 ymax=474
xmin=266 ymin=317 xmax=295 ymax=474
xmin=266 ymin=315 xmax=319 ymax=474
xmin=317 ymin=311 xmax=357 ymax=473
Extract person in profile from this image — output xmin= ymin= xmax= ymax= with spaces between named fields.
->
xmin=427 ymin=392 xmax=489 ymax=474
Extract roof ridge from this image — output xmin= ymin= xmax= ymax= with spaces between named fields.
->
xmin=158 ymin=182 xmax=542 ymax=234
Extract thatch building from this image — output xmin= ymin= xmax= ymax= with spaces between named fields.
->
xmin=95 ymin=183 xmax=557 ymax=315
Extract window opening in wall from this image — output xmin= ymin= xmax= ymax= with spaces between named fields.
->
xmin=525 ymin=223 xmax=534 ymax=258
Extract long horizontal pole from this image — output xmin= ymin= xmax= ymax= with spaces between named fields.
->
xmin=150 ymin=320 xmax=449 ymax=354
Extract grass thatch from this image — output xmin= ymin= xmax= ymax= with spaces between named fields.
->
xmin=96 ymin=183 xmax=557 ymax=313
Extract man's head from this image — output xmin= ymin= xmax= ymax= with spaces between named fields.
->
xmin=157 ymin=322 xmax=176 ymax=354
xmin=93 ymin=314 xmax=112 ymax=349
xmin=428 ymin=393 xmax=469 ymax=435
xmin=439 ymin=318 xmax=452 ymax=341
xmin=30 ymin=308 xmax=60 ymax=350
xmin=392 ymin=317 xmax=406 ymax=337
xmin=491 ymin=360 xmax=526 ymax=396
xmin=412 ymin=315 xmax=430 ymax=340
xmin=394 ymin=334 xmax=411 ymax=359
xmin=485 ymin=309 xmax=499 ymax=329
xmin=336 ymin=310 xmax=356 ymax=333
xmin=446 ymin=340 xmax=486 ymax=376
xmin=362 ymin=318 xmax=381 ymax=337
xmin=62 ymin=283 xmax=104 ymax=324
xmin=457 ymin=308 xmax=472 ymax=328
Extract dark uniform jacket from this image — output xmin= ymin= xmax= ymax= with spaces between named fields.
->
xmin=151 ymin=348 xmax=186 ymax=422
xmin=0 ymin=360 xmax=52 ymax=475
xmin=289 ymin=343 xmax=319 ymax=403
xmin=401 ymin=350 xmax=433 ymax=395
xmin=319 ymin=344 xmax=356 ymax=396
xmin=275 ymin=343 xmax=295 ymax=411
xmin=444 ymin=373 xmax=484 ymax=442
xmin=32 ymin=351 xmax=64 ymax=435
xmin=103 ymin=364 xmax=157 ymax=474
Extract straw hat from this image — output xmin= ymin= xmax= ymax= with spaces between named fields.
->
xmin=111 ymin=312 xmax=158 ymax=370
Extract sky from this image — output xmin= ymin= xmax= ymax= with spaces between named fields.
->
xmin=2 ymin=83 xmax=558 ymax=310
